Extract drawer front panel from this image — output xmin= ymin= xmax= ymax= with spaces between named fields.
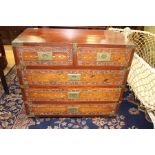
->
xmin=29 ymin=104 xmax=116 ymax=116
xmin=25 ymin=88 xmax=121 ymax=102
xmin=77 ymin=47 xmax=132 ymax=67
xmin=16 ymin=46 xmax=73 ymax=66
xmin=24 ymin=69 xmax=126 ymax=86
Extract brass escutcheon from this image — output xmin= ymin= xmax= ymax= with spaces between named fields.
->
xmin=68 ymin=107 xmax=79 ymax=113
xmin=68 ymin=92 xmax=80 ymax=99
xmin=38 ymin=52 xmax=53 ymax=60
xmin=68 ymin=73 xmax=81 ymax=81
xmin=96 ymin=52 xmax=111 ymax=61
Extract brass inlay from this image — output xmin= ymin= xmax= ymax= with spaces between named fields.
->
xmin=20 ymin=85 xmax=27 ymax=89
xmin=119 ymin=85 xmax=126 ymax=88
xmin=121 ymin=66 xmax=130 ymax=70
xmin=72 ymin=43 xmax=77 ymax=52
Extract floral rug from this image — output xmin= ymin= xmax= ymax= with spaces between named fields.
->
xmin=0 ymin=66 xmax=153 ymax=129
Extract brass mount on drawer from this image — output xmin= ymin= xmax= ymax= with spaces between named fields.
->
xmin=68 ymin=92 xmax=80 ymax=99
xmin=68 ymin=107 xmax=79 ymax=113
xmin=38 ymin=52 xmax=53 ymax=61
xmin=68 ymin=73 xmax=81 ymax=81
xmin=72 ymin=43 xmax=77 ymax=52
xmin=96 ymin=52 xmax=111 ymax=62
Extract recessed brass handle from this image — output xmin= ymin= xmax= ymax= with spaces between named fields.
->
xmin=96 ymin=52 xmax=111 ymax=61
xmin=38 ymin=52 xmax=53 ymax=60
xmin=68 ymin=92 xmax=80 ymax=99
xmin=68 ymin=74 xmax=81 ymax=81
xmin=68 ymin=107 xmax=79 ymax=113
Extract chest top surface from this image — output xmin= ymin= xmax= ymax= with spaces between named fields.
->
xmin=12 ymin=28 xmax=134 ymax=47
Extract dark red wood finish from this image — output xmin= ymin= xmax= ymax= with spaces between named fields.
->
xmin=12 ymin=28 xmax=135 ymax=117
xmin=12 ymin=28 xmax=134 ymax=47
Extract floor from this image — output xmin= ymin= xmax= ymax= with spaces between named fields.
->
xmin=3 ymin=45 xmax=15 ymax=75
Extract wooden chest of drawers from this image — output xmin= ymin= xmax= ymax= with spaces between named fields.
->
xmin=12 ymin=28 xmax=134 ymax=117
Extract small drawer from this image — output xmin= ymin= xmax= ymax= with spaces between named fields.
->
xmin=29 ymin=103 xmax=117 ymax=116
xmin=25 ymin=87 xmax=122 ymax=102
xmin=77 ymin=47 xmax=133 ymax=67
xmin=23 ymin=69 xmax=126 ymax=86
xmin=16 ymin=46 xmax=73 ymax=66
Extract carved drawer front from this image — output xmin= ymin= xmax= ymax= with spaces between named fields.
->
xmin=24 ymin=69 xmax=126 ymax=86
xmin=77 ymin=47 xmax=132 ymax=67
xmin=29 ymin=103 xmax=117 ymax=116
xmin=25 ymin=88 xmax=121 ymax=102
xmin=16 ymin=46 xmax=73 ymax=66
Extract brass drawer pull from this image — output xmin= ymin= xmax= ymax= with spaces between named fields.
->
xmin=68 ymin=73 xmax=81 ymax=81
xmin=68 ymin=107 xmax=79 ymax=113
xmin=96 ymin=52 xmax=111 ymax=61
xmin=68 ymin=92 xmax=80 ymax=99
xmin=38 ymin=52 xmax=53 ymax=60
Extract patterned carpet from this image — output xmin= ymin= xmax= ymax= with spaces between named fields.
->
xmin=0 ymin=66 xmax=153 ymax=129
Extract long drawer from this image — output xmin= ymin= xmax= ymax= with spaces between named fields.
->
xmin=23 ymin=69 xmax=126 ymax=86
xmin=24 ymin=87 xmax=122 ymax=102
xmin=28 ymin=103 xmax=117 ymax=116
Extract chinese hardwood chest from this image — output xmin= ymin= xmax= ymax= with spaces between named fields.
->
xmin=12 ymin=28 xmax=135 ymax=117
